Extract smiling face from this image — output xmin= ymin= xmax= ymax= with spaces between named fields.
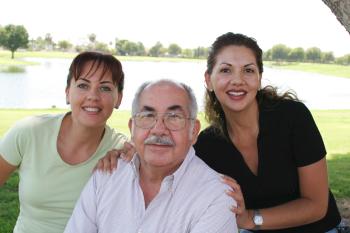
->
xmin=129 ymin=82 xmax=200 ymax=173
xmin=205 ymin=45 xmax=261 ymax=114
xmin=66 ymin=61 xmax=122 ymax=129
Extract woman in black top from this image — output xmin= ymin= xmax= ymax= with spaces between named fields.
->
xmin=194 ymin=32 xmax=340 ymax=232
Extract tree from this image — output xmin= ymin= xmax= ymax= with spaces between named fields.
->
xmin=44 ymin=33 xmax=54 ymax=50
xmin=288 ymin=47 xmax=305 ymax=62
xmin=306 ymin=47 xmax=322 ymax=62
xmin=271 ymin=44 xmax=290 ymax=61
xmin=57 ymin=40 xmax=72 ymax=51
xmin=321 ymin=51 xmax=335 ymax=64
xmin=0 ymin=24 xmax=29 ymax=58
xmin=149 ymin=42 xmax=165 ymax=57
xmin=168 ymin=43 xmax=182 ymax=56
xmin=193 ymin=47 xmax=208 ymax=58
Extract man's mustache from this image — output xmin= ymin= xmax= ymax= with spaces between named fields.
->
xmin=144 ymin=135 xmax=175 ymax=146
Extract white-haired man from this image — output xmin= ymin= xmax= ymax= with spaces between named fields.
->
xmin=64 ymin=79 xmax=238 ymax=233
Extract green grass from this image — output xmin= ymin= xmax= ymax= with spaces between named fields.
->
xmin=0 ymin=109 xmax=349 ymax=231
xmin=265 ymin=61 xmax=350 ymax=79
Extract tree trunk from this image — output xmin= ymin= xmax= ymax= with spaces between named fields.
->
xmin=11 ymin=51 xmax=14 ymax=59
xmin=322 ymin=0 xmax=350 ymax=34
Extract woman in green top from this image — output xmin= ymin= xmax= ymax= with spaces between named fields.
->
xmin=0 ymin=51 xmax=127 ymax=233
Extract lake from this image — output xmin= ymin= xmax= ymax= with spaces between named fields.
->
xmin=0 ymin=58 xmax=350 ymax=110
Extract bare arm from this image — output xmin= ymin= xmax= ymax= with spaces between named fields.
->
xmin=225 ymin=158 xmax=329 ymax=230
xmin=0 ymin=154 xmax=17 ymax=186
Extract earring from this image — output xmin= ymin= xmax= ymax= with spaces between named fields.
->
xmin=66 ymin=100 xmax=70 ymax=104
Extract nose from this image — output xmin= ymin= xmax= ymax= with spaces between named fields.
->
xmin=87 ymin=87 xmax=100 ymax=101
xmin=150 ymin=116 xmax=168 ymax=134
xmin=230 ymin=71 xmax=244 ymax=85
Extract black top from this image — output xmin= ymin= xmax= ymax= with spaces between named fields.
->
xmin=194 ymin=99 xmax=341 ymax=233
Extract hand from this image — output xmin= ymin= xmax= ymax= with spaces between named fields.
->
xmin=93 ymin=141 xmax=135 ymax=173
xmin=221 ymin=175 xmax=254 ymax=229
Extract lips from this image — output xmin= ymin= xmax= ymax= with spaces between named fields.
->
xmin=82 ymin=107 xmax=101 ymax=112
xmin=227 ymin=90 xmax=247 ymax=97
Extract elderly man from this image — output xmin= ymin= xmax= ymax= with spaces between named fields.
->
xmin=64 ymin=79 xmax=238 ymax=233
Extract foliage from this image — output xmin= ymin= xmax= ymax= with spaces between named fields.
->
xmin=336 ymin=54 xmax=350 ymax=65
xmin=193 ymin=46 xmax=209 ymax=58
xmin=149 ymin=41 xmax=165 ymax=57
xmin=0 ymin=24 xmax=29 ymax=59
xmin=0 ymin=65 xmax=25 ymax=73
xmin=115 ymin=39 xmax=146 ymax=56
xmin=271 ymin=44 xmax=290 ymax=61
xmin=306 ymin=47 xmax=322 ymax=62
xmin=288 ymin=47 xmax=305 ymax=62
xmin=57 ymin=40 xmax=73 ymax=51
xmin=168 ymin=43 xmax=182 ymax=56
xmin=321 ymin=51 xmax=335 ymax=63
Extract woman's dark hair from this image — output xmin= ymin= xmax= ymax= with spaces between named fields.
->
xmin=66 ymin=51 xmax=124 ymax=92
xmin=205 ymin=32 xmax=298 ymax=136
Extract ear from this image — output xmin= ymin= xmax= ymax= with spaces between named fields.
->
xmin=204 ymin=71 xmax=213 ymax=91
xmin=258 ymin=73 xmax=263 ymax=89
xmin=128 ymin=118 xmax=133 ymax=134
xmin=115 ymin=92 xmax=123 ymax=109
xmin=190 ymin=119 xmax=201 ymax=145
xmin=65 ymin=86 xmax=70 ymax=105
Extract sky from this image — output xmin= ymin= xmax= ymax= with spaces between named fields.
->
xmin=1 ymin=0 xmax=350 ymax=56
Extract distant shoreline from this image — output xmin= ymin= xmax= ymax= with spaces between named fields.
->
xmin=1 ymin=50 xmax=350 ymax=78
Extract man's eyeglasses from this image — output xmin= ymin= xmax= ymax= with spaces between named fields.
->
xmin=133 ymin=111 xmax=194 ymax=131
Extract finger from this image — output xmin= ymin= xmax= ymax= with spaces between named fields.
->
xmin=110 ymin=151 xmax=119 ymax=170
xmin=230 ymin=206 xmax=244 ymax=215
xmin=225 ymin=189 xmax=244 ymax=204
xmin=94 ymin=159 xmax=105 ymax=172
xmin=102 ymin=155 xmax=112 ymax=173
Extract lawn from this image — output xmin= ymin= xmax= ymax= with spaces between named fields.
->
xmin=0 ymin=108 xmax=349 ymax=232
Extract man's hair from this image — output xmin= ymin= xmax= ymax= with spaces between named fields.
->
xmin=131 ymin=79 xmax=198 ymax=119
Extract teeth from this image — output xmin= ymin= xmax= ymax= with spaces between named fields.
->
xmin=84 ymin=107 xmax=100 ymax=112
xmin=228 ymin=91 xmax=245 ymax=96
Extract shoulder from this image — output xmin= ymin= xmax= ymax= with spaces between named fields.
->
xmin=187 ymin=155 xmax=232 ymax=195
xmin=91 ymin=159 xmax=130 ymax=191
xmin=102 ymin=125 xmax=128 ymax=149
xmin=180 ymin=155 xmax=236 ymax=210
xmin=195 ymin=126 xmax=228 ymax=157
xmin=4 ymin=113 xmax=63 ymax=137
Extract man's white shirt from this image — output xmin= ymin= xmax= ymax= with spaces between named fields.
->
xmin=64 ymin=147 xmax=237 ymax=233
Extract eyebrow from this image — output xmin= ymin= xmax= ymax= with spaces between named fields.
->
xmin=220 ymin=62 xmax=256 ymax=67
xmin=77 ymin=78 xmax=113 ymax=84
xmin=141 ymin=105 xmax=184 ymax=112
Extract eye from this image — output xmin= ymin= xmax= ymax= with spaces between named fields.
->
xmin=219 ymin=67 xmax=231 ymax=73
xmin=100 ymin=86 xmax=112 ymax=92
xmin=139 ymin=111 xmax=156 ymax=119
xmin=166 ymin=112 xmax=184 ymax=120
xmin=77 ymin=83 xmax=89 ymax=89
xmin=244 ymin=68 xmax=256 ymax=73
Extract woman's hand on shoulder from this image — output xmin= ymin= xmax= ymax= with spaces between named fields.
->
xmin=93 ymin=141 xmax=135 ymax=173
xmin=221 ymin=175 xmax=254 ymax=229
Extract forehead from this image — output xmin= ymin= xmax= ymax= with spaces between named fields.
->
xmin=77 ymin=61 xmax=112 ymax=82
xmin=216 ymin=45 xmax=257 ymax=65
xmin=139 ymin=83 xmax=189 ymax=112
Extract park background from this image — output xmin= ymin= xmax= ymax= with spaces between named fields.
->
xmin=1 ymin=0 xmax=350 ymax=232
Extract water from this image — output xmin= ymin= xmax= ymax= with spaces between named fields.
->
xmin=0 ymin=58 xmax=350 ymax=110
